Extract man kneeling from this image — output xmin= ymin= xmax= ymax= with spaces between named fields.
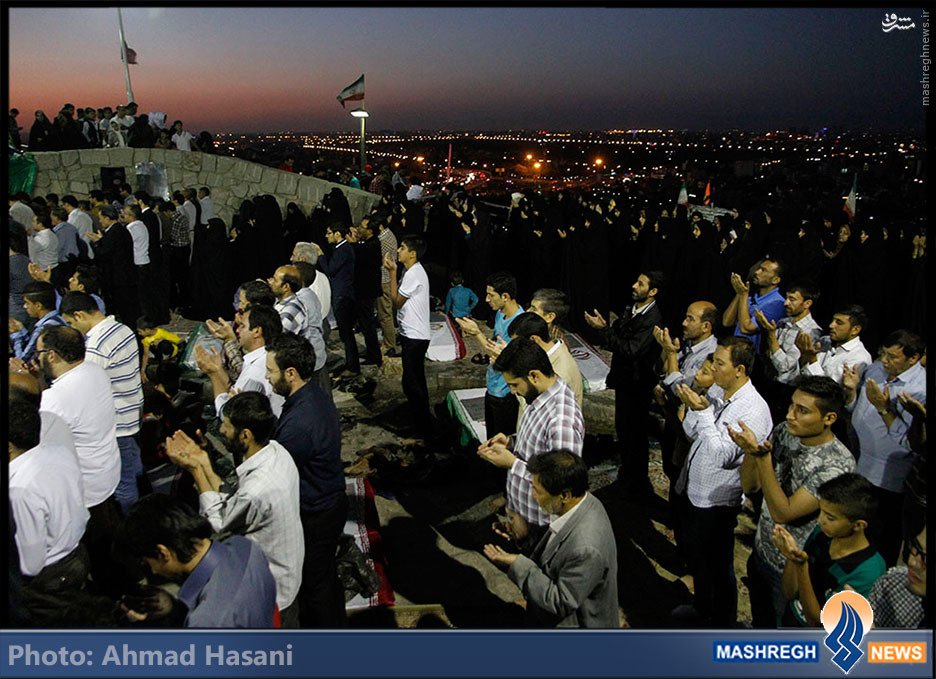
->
xmin=484 ymin=450 xmax=619 ymax=627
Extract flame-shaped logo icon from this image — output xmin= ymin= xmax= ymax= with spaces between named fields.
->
xmin=821 ymin=591 xmax=874 ymax=673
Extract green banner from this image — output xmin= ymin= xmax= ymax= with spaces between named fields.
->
xmin=8 ymin=153 xmax=37 ymax=194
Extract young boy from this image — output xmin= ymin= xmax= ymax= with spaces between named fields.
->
xmin=773 ymin=472 xmax=887 ymax=627
xmin=444 ymin=270 xmax=479 ymax=320
xmin=137 ymin=316 xmax=182 ymax=379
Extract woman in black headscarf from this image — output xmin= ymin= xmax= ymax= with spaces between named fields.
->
xmin=254 ymin=195 xmax=285 ymax=277
xmin=230 ymin=198 xmax=260 ymax=282
xmin=128 ymin=114 xmax=155 ymax=148
xmin=282 ymin=202 xmax=308 ymax=261
xmin=190 ymin=217 xmax=233 ymax=321
xmin=28 ymin=110 xmax=56 ymax=151
xmin=324 ymin=187 xmax=352 ymax=229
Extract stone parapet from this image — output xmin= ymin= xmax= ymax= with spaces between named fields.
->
xmin=28 ymin=149 xmax=381 ymax=225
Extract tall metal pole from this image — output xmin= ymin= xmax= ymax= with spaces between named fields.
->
xmin=117 ymin=8 xmax=135 ymax=103
xmin=359 ymin=115 xmax=366 ymax=175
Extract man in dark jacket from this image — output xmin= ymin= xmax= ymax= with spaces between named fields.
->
xmin=351 ymin=217 xmax=384 ymax=368
xmin=315 ymin=223 xmax=358 ymax=376
xmin=585 ymin=270 xmax=664 ymax=497
xmin=266 ymin=333 xmax=347 ymax=627
xmin=87 ymin=205 xmax=139 ymax=325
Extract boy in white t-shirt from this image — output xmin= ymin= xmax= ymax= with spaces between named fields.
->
xmin=383 ymin=235 xmax=432 ymax=436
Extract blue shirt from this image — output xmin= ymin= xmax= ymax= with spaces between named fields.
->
xmin=273 ymin=381 xmax=345 ymax=513
xmin=10 ymin=311 xmax=67 ymax=364
xmin=735 ymin=287 xmax=784 ymax=354
xmin=445 ymin=284 xmax=479 ymax=319
xmin=178 ymin=536 xmax=277 ymax=628
xmin=850 ymin=361 xmax=926 ymax=493
xmin=52 ymin=221 xmax=80 ymax=263
xmin=486 ymin=306 xmax=524 ymax=398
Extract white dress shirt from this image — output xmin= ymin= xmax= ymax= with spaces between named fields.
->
xmin=214 ymin=346 xmax=284 ymax=417
xmin=68 ymin=207 xmax=95 ymax=260
xmin=802 ymin=335 xmax=872 ymax=384
xmin=10 ymin=442 xmax=89 ymax=576
xmin=676 ymin=380 xmax=773 ymax=508
xmin=40 ymin=361 xmax=121 ymax=507
xmin=545 ymin=491 xmax=589 ymax=550
xmin=310 ymin=273 xmax=331 ymax=318
xmin=28 ymin=229 xmax=59 ymax=271
xmin=199 ymin=195 xmax=215 ymax=222
xmin=199 ymin=439 xmax=304 ymax=610
xmin=10 ymin=200 xmax=37 ymax=234
xmin=125 ymin=219 xmax=150 ymax=266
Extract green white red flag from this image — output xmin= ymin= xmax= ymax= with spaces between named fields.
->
xmin=677 ymin=181 xmax=689 ymax=206
xmin=337 ymin=75 xmax=364 ymax=108
xmin=843 ymin=174 xmax=856 ymax=222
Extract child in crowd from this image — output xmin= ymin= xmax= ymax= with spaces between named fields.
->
xmin=136 ymin=315 xmax=182 ymax=380
xmin=773 ymin=473 xmax=887 ymax=627
xmin=444 ymin=271 xmax=479 ymax=320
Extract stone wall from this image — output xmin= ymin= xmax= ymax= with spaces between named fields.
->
xmin=30 ymin=148 xmax=381 ymax=225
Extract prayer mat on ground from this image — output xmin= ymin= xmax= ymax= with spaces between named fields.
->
xmin=344 ymin=477 xmax=395 ymax=609
xmin=564 ymin=332 xmax=611 ymax=393
xmin=445 ymin=387 xmax=488 ymax=446
xmin=426 ymin=311 xmax=467 ymax=362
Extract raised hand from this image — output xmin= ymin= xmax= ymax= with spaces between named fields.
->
xmin=27 ymin=261 xmax=53 ymax=283
xmin=194 ymin=344 xmax=224 ymax=375
xmin=454 ymin=316 xmax=481 ymax=337
xmin=841 ymin=362 xmax=861 ymax=393
xmin=730 ymin=272 xmax=750 ymax=296
xmin=864 ymin=379 xmax=890 ymax=412
xmin=674 ymin=383 xmax=710 ymax=411
xmin=897 ymin=391 xmax=926 ymax=418
xmin=727 ymin=421 xmax=772 ymax=457
xmin=165 ymin=429 xmax=210 ymax=472
xmin=583 ymin=309 xmax=607 ymax=329
xmin=382 ymin=252 xmax=397 ymax=271
xmin=483 ymin=543 xmax=519 ymax=567
xmin=772 ymin=525 xmax=807 ymax=564
xmin=205 ymin=317 xmax=235 ymax=343
xmin=795 ymin=331 xmax=820 ymax=364
xmin=754 ymin=309 xmax=777 ymax=333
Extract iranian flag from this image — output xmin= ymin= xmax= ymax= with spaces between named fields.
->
xmin=337 ymin=74 xmax=364 ymax=108
xmin=843 ymin=174 xmax=856 ymax=222
xmin=703 ymin=181 xmax=711 ymax=205
xmin=677 ymin=180 xmax=689 ymax=206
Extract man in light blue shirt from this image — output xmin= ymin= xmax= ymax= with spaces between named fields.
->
xmin=456 ymin=271 xmax=524 ymax=439
xmin=844 ymin=329 xmax=925 ymax=568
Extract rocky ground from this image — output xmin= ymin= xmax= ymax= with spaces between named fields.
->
xmin=166 ymin=312 xmax=756 ymax=628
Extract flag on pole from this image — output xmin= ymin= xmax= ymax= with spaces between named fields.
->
xmin=843 ymin=174 xmax=856 ymax=222
xmin=703 ymin=181 xmax=711 ymax=205
xmin=337 ymin=74 xmax=365 ymax=108
xmin=122 ymin=41 xmax=137 ymax=64
xmin=677 ymin=180 xmax=689 ymax=206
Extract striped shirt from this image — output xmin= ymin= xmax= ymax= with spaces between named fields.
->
xmin=676 ymin=380 xmax=773 ymax=508
xmin=84 ymin=315 xmax=143 ymax=436
xmin=507 ymin=377 xmax=584 ymax=526
xmin=199 ymin=439 xmax=304 ymax=610
xmin=275 ymin=294 xmax=306 ymax=337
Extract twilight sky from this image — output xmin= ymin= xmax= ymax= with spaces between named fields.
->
xmin=7 ymin=6 xmax=928 ymax=133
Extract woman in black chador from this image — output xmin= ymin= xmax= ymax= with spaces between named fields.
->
xmin=191 ymin=217 xmax=232 ymax=321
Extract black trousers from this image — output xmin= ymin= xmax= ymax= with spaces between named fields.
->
xmin=169 ymin=245 xmax=190 ymax=310
xmin=681 ymin=496 xmax=740 ymax=626
xmin=485 ymin=391 xmax=519 ymax=441
xmin=869 ymin=485 xmax=905 ymax=568
xmin=110 ymin=285 xmax=141 ymax=329
xmin=400 ymin=335 xmax=432 ymax=435
xmin=614 ymin=384 xmax=654 ymax=492
xmin=353 ymin=296 xmax=382 ymax=365
xmin=333 ymin=296 xmax=359 ymax=373
xmin=299 ymin=494 xmax=349 ymax=627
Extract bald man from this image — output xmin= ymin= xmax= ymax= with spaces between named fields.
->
xmin=652 ymin=301 xmax=720 ymax=484
xmin=269 ymin=265 xmax=309 ymax=338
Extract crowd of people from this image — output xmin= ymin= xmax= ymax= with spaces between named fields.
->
xmin=7 ymin=145 xmax=929 ymax=630
xmin=9 ymin=103 xmax=213 ymax=153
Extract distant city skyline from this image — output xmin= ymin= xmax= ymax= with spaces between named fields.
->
xmin=8 ymin=7 xmax=928 ymax=134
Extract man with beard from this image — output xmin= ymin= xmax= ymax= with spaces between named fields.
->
xmin=478 ymin=338 xmax=584 ymax=553
xmin=584 ymin=271 xmax=664 ymax=497
xmin=165 ymin=391 xmax=303 ymax=626
xmin=34 ymin=325 xmax=124 ymax=595
xmin=722 ymin=258 xmax=785 ymax=355
xmin=797 ymin=304 xmax=873 ymax=385
xmin=265 ymin=333 xmax=347 ymax=627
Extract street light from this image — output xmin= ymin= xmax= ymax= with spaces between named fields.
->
xmin=350 ymin=107 xmax=369 ymax=175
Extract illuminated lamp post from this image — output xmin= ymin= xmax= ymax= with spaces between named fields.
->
xmin=350 ymin=107 xmax=369 ymax=175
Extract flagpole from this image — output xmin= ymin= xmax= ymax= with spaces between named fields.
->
xmin=117 ymin=8 xmax=135 ymax=104
xmin=359 ymin=114 xmax=366 ymax=175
